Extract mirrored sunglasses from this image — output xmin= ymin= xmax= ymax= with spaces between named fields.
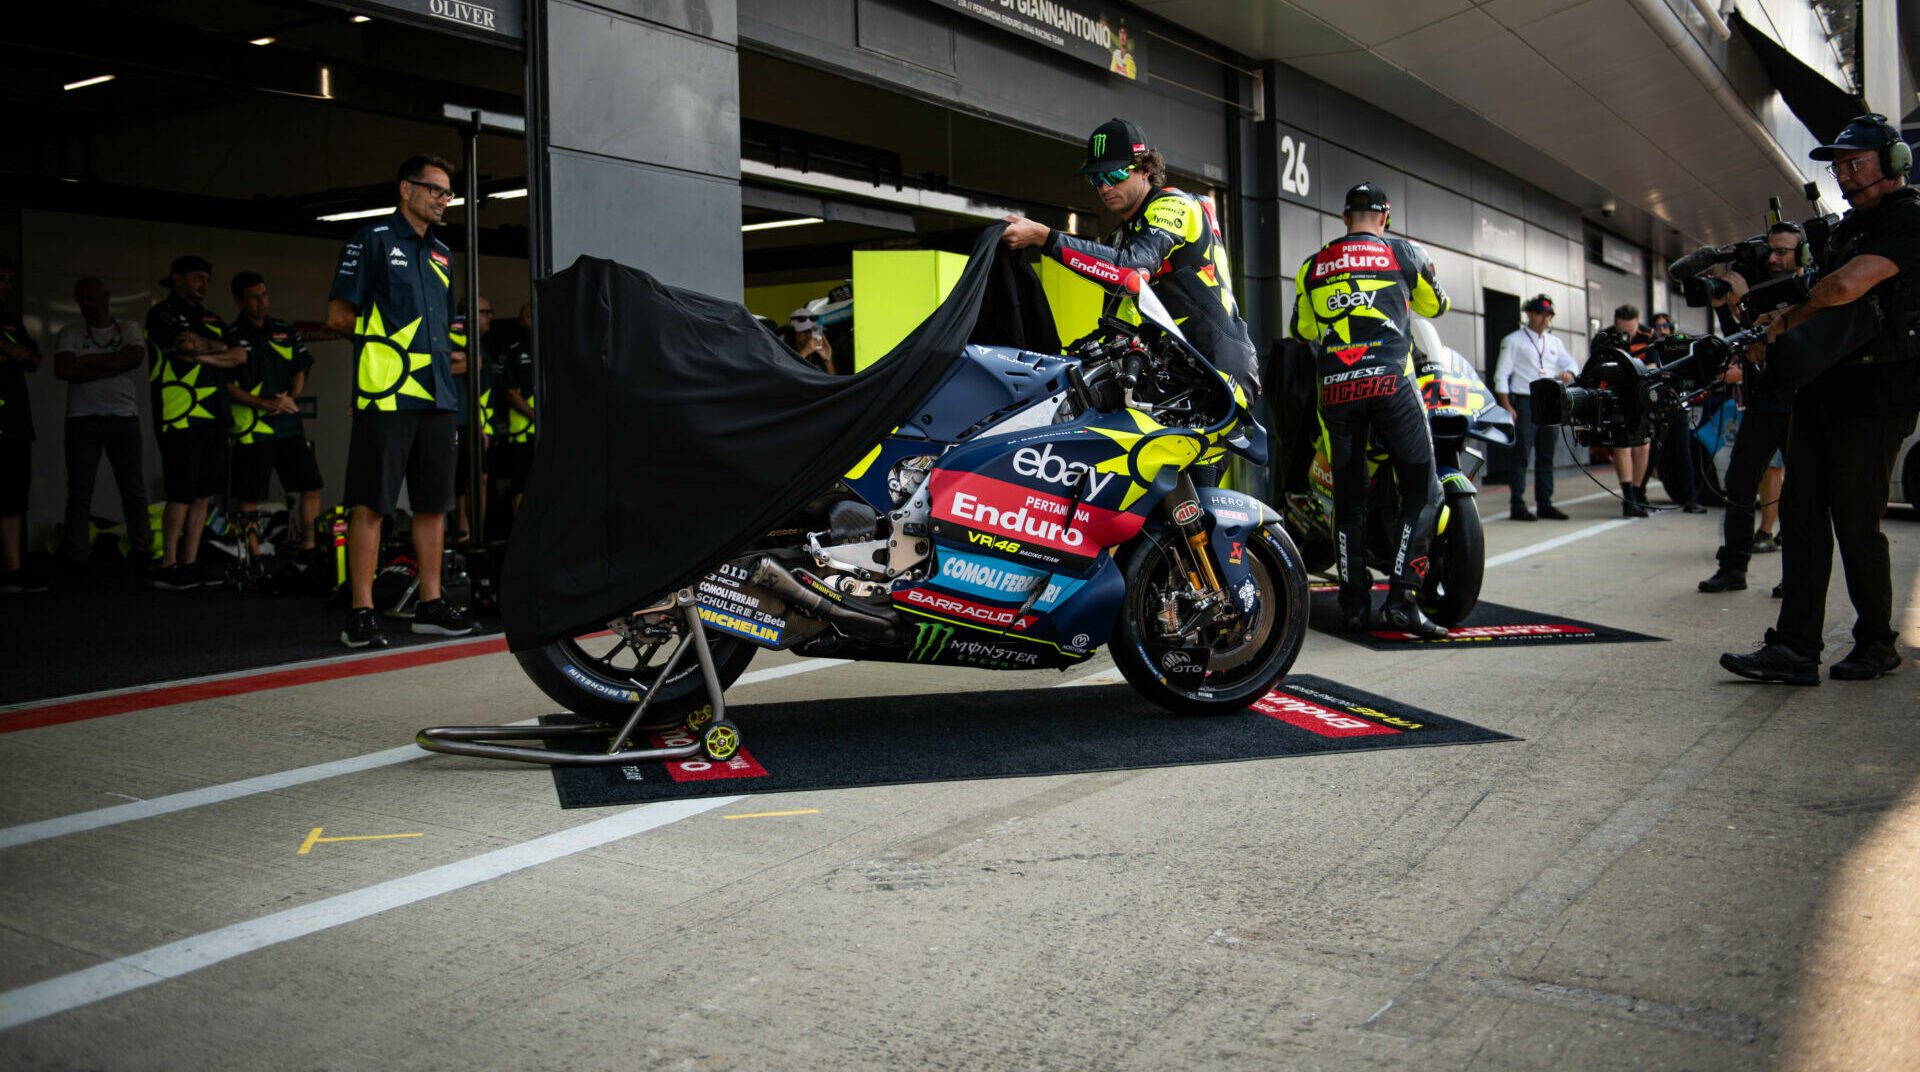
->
xmin=1086 ymin=166 xmax=1134 ymax=189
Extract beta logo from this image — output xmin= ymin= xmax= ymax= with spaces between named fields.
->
xmin=1013 ymin=444 xmax=1114 ymax=499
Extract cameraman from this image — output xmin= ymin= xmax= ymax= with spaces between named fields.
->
xmin=1721 ymin=115 xmax=1919 ymax=685
xmin=1698 ymin=223 xmax=1808 ymax=594
xmin=1589 ymin=306 xmax=1656 ymax=516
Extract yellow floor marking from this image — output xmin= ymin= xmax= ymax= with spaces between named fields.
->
xmin=721 ymin=808 xmax=820 ymax=820
xmin=298 ymin=826 xmax=425 ymax=855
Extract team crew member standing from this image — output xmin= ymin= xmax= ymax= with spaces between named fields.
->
xmin=1000 ymin=118 xmax=1259 ymax=404
xmin=225 ymin=272 xmax=323 ymax=561
xmin=55 ymin=277 xmax=150 ymax=574
xmin=326 ymin=154 xmax=477 ymax=648
xmin=447 ymin=297 xmax=488 ymax=542
xmin=1722 ymin=114 xmax=1920 ymax=684
xmin=1293 ymin=183 xmax=1452 ymax=638
xmin=146 ymin=254 xmax=247 ymax=590
xmin=1491 ymin=295 xmax=1578 ymax=521
xmin=493 ymin=308 xmax=538 ymax=517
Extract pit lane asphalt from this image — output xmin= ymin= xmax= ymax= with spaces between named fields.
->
xmin=3 ymin=482 xmax=1917 ymax=1071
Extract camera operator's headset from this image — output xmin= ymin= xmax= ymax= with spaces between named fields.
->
xmin=1834 ymin=113 xmax=1913 ymax=182
xmin=1774 ymin=220 xmax=1812 ymax=269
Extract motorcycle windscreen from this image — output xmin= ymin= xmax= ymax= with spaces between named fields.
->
xmin=502 ymin=223 xmax=1055 ymax=651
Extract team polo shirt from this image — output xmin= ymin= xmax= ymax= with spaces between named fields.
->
xmin=447 ymin=314 xmax=496 ymax=430
xmin=495 ymin=334 xmax=537 ymax=443
xmin=329 ymin=211 xmax=457 ymax=413
xmin=145 ymin=293 xmax=233 ymax=433
xmin=226 ymin=315 xmax=315 ymax=443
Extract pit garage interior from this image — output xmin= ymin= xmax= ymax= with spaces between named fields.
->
xmin=4 ymin=1 xmax=1920 ymax=1068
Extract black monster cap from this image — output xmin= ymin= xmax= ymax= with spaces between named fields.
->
xmin=1078 ymin=118 xmax=1149 ymax=174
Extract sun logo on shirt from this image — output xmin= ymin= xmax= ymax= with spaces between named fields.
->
xmin=354 ymin=304 xmax=436 ymax=411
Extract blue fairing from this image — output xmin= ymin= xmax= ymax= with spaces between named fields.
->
xmin=904 ymin=344 xmax=1078 ymax=442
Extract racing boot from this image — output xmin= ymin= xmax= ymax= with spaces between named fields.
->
xmin=1377 ymin=595 xmax=1447 ymax=640
xmin=1338 ymin=590 xmax=1373 ymax=633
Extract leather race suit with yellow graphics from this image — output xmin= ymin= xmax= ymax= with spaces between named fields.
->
xmin=1294 ymin=232 xmax=1450 ymax=618
xmin=1042 ymin=187 xmax=1260 ymax=399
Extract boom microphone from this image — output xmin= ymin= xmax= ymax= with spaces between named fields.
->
xmin=1666 ymin=244 xmax=1729 ymax=281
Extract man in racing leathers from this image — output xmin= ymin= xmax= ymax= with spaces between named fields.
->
xmin=1000 ymin=117 xmax=1260 ymax=418
xmin=1293 ymin=182 xmax=1451 ymax=639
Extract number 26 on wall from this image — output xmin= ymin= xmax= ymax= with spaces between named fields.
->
xmin=1280 ymin=135 xmax=1311 ymax=196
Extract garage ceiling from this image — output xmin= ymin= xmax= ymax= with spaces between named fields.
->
xmin=1136 ymin=0 xmax=1843 ymax=249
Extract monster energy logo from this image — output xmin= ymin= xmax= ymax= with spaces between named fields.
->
xmin=909 ymin=622 xmax=955 ymax=662
xmin=1092 ymin=133 xmax=1107 ymax=155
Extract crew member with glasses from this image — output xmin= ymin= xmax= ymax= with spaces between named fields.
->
xmin=324 ymin=153 xmax=477 ymax=648
xmin=999 ymin=118 xmax=1260 ymax=405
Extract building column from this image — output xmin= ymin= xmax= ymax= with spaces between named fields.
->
xmin=528 ymin=0 xmax=741 ymax=298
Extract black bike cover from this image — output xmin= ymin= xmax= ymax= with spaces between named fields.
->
xmin=503 ymin=223 xmax=1042 ymax=651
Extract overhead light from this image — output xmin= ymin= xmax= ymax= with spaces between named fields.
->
xmin=316 ymin=206 xmax=391 ymax=223
xmin=489 ymin=188 xmax=529 ymax=201
xmin=250 ymin=36 xmax=275 ymax=46
xmin=319 ymin=66 xmax=332 ymax=99
xmin=1066 ymin=211 xmax=1080 ymax=234
xmin=63 ymin=75 xmax=115 ymax=91
xmin=351 ymin=14 xmax=371 ymax=23
xmin=741 ymin=216 xmax=824 ymax=233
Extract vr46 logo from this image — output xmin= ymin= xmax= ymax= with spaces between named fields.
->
xmin=968 ymin=531 xmax=1021 ymax=553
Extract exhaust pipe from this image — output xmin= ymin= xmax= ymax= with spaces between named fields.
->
xmin=750 ymin=557 xmax=906 ymax=644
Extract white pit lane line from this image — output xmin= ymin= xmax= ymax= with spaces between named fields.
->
xmin=0 ymin=794 xmax=744 ymax=1031
xmin=0 ymin=660 xmax=848 ymax=852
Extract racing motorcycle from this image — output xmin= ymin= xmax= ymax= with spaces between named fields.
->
xmin=514 ymin=274 xmax=1309 ymax=737
xmin=1278 ymin=319 xmax=1513 ymax=625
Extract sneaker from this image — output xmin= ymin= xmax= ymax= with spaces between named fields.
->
xmin=411 ymin=598 xmax=477 ymax=636
xmin=1378 ymin=599 xmax=1448 ymax=640
xmin=341 ymin=607 xmax=390 ymax=649
xmin=1698 ymin=568 xmax=1747 ymax=593
xmin=1537 ymin=504 xmax=1570 ymax=520
xmin=1719 ymin=643 xmax=1819 ymax=686
xmin=1830 ymin=644 xmax=1901 ymax=681
xmin=1682 ymin=502 xmax=1709 ymax=514
xmin=1750 ymin=532 xmax=1778 ymax=554
xmin=1509 ymin=504 xmax=1538 ymax=522
xmin=152 ymin=564 xmax=202 ymax=591
xmin=0 ymin=568 xmax=49 ymax=594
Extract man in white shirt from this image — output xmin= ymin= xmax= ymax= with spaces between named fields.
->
xmin=54 ymin=277 xmax=151 ymax=571
xmin=1492 ymin=294 xmax=1579 ymax=521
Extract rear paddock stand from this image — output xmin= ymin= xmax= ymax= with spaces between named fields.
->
xmin=415 ymin=589 xmax=743 ymax=766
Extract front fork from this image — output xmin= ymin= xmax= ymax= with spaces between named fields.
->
xmin=1160 ymin=474 xmax=1236 ymax=637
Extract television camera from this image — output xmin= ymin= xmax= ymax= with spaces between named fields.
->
xmin=1529 ymin=330 xmax=1757 ymax=449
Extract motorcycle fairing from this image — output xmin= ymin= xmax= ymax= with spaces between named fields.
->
xmin=901 ymin=344 xmax=1080 ymax=443
xmin=885 ymin=551 xmax=1123 ymax=667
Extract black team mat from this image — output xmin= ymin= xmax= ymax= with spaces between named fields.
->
xmin=546 ymin=675 xmax=1515 ymax=809
xmin=1307 ymin=586 xmax=1663 ymax=650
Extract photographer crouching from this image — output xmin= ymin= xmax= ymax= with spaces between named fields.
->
xmin=1720 ymin=115 xmax=1920 ymax=685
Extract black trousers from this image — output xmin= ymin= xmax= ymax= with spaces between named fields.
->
xmin=63 ymin=414 xmax=150 ymax=563
xmin=1508 ymin=397 xmax=1557 ymax=508
xmin=1322 ymin=372 xmax=1439 ymax=614
xmin=1767 ymin=400 xmax=1916 ymax=658
xmin=1654 ymin=409 xmax=1697 ymax=504
xmin=1715 ymin=409 xmax=1790 ymax=573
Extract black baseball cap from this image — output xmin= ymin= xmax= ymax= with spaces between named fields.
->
xmin=1523 ymin=294 xmax=1555 ymax=314
xmin=1078 ymin=118 xmax=1148 ymax=174
xmin=1809 ymin=113 xmax=1903 ymax=160
xmin=1343 ymin=182 xmax=1391 ymax=215
xmin=158 ymin=254 xmax=212 ymax=287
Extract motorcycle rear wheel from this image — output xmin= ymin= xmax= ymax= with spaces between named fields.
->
xmin=1420 ymin=494 xmax=1484 ymax=625
xmin=517 ymin=620 xmax=757 ymax=728
xmin=1111 ymin=526 xmax=1308 ymax=716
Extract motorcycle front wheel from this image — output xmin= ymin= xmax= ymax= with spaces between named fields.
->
xmin=1111 ymin=525 xmax=1308 ymax=716
xmin=516 ymin=617 xmax=757 ymax=728
xmin=1420 ymin=494 xmax=1484 ymax=625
